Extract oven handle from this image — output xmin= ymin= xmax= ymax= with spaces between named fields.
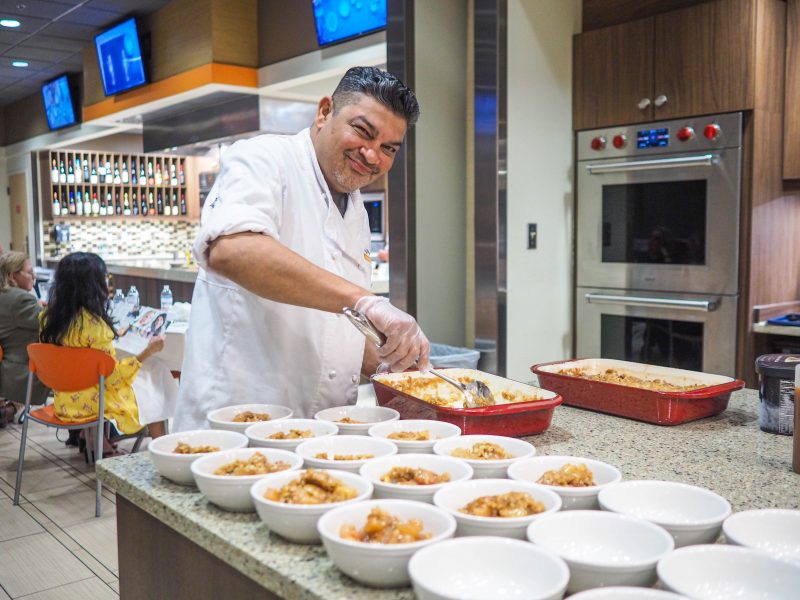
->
xmin=584 ymin=293 xmax=717 ymax=312
xmin=585 ymin=154 xmax=715 ymax=174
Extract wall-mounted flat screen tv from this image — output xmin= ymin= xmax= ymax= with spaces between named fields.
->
xmin=313 ymin=0 xmax=386 ymax=47
xmin=41 ymin=74 xmax=78 ymax=131
xmin=94 ymin=17 xmax=147 ymax=96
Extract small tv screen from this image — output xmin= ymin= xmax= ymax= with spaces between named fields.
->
xmin=41 ymin=74 xmax=78 ymax=131
xmin=313 ymin=0 xmax=386 ymax=47
xmin=94 ymin=17 xmax=146 ymax=96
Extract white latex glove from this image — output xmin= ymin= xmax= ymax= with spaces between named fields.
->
xmin=355 ymin=295 xmax=431 ymax=373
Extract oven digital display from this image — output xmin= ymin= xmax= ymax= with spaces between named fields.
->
xmin=637 ymin=128 xmax=670 ymax=148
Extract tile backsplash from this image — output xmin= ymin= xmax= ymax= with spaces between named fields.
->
xmin=43 ymin=219 xmax=200 ymax=259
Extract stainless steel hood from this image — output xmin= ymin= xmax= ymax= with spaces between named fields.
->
xmin=141 ymin=92 xmax=317 ymax=154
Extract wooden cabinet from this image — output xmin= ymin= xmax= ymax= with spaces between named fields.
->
xmin=573 ymin=0 xmax=757 ymax=130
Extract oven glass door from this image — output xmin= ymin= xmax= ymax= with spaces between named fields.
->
xmin=576 ymin=288 xmax=738 ymax=377
xmin=577 ymin=148 xmax=741 ymax=295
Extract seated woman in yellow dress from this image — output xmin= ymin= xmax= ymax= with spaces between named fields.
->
xmin=39 ymin=252 xmax=165 ymax=442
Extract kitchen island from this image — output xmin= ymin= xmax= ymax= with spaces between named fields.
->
xmin=97 ymin=389 xmax=797 ymax=600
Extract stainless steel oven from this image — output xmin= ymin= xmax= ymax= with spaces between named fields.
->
xmin=575 ymin=113 xmax=742 ymax=376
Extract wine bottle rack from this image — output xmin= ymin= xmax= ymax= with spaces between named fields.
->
xmin=43 ymin=149 xmax=193 ymax=220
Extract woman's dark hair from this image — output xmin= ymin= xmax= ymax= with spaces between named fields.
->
xmin=40 ymin=252 xmax=116 ymax=345
xmin=332 ymin=66 xmax=420 ymax=125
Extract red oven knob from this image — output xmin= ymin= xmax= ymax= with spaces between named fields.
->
xmin=676 ymin=126 xmax=695 ymax=142
xmin=704 ymin=123 xmax=721 ymax=140
xmin=612 ymin=134 xmax=627 ymax=149
xmin=590 ymin=136 xmax=606 ymax=151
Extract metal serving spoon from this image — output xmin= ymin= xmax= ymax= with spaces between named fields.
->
xmin=343 ymin=307 xmax=495 ymax=408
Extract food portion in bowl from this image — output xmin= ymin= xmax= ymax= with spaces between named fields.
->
xmin=537 ymin=463 xmax=595 ymax=487
xmin=232 ymin=410 xmax=272 ymax=422
xmin=451 ymin=441 xmax=514 ymax=460
xmin=387 ymin=429 xmax=430 ymax=441
xmin=557 ymin=367 xmax=706 ymax=392
xmin=336 ymin=417 xmax=364 ymax=424
xmin=264 ymin=469 xmax=358 ymax=504
xmin=314 ymin=452 xmax=375 ymax=461
xmin=460 ymin=491 xmax=545 ymax=518
xmin=340 ymin=506 xmax=431 ymax=543
xmin=213 ymin=452 xmax=292 ymax=476
xmin=268 ymin=429 xmax=313 ymax=439
xmin=380 ymin=466 xmax=450 ymax=486
xmin=173 ymin=441 xmax=220 ymax=454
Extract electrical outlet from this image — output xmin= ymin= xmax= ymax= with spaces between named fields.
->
xmin=527 ymin=223 xmax=537 ymax=249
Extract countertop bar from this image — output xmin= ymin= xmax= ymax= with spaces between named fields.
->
xmin=753 ymin=321 xmax=800 ymax=338
xmin=97 ymin=389 xmax=798 ymax=600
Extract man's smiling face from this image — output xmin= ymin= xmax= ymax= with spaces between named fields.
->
xmin=312 ymin=93 xmax=407 ymax=194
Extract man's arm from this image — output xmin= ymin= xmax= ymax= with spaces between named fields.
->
xmin=208 ymin=232 xmax=370 ymax=312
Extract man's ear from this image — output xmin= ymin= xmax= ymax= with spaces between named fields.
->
xmin=314 ymin=96 xmax=334 ymax=128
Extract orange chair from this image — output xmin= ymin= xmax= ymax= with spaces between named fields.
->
xmin=13 ymin=343 xmax=116 ymax=517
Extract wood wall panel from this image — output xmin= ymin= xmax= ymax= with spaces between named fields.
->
xmin=784 ymin=0 xmax=800 ymax=178
xmin=147 ymin=0 xmax=213 ymax=83
xmin=3 ymin=92 xmax=50 ymax=146
xmin=82 ymin=45 xmax=105 ymax=108
xmin=257 ymin=0 xmax=318 ymax=66
xmin=211 ymin=0 xmax=258 ymax=67
xmin=582 ymin=0 xmax=709 ymax=30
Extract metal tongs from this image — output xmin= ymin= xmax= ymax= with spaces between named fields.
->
xmin=343 ymin=307 xmax=495 ymax=408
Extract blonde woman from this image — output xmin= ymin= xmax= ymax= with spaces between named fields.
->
xmin=0 ymin=252 xmax=49 ymax=424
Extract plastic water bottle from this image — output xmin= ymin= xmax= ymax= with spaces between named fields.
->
xmin=112 ymin=289 xmax=125 ymax=305
xmin=160 ymin=285 xmax=173 ymax=311
xmin=125 ymin=286 xmax=140 ymax=311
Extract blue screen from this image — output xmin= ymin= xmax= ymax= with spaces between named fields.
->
xmin=41 ymin=75 xmax=77 ymax=130
xmin=313 ymin=0 xmax=386 ymax=46
xmin=637 ymin=128 xmax=670 ymax=149
xmin=94 ymin=17 xmax=146 ymax=96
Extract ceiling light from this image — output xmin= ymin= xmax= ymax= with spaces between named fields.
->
xmin=0 ymin=18 xmax=21 ymax=28
xmin=11 ymin=60 xmax=28 ymax=67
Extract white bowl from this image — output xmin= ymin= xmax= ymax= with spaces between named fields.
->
xmin=432 ymin=434 xmax=536 ymax=478
xmin=148 ymin=430 xmax=248 ymax=485
xmin=570 ymin=588 xmax=688 ymax=600
xmin=409 ymin=536 xmax=569 ymax=600
xmin=190 ymin=447 xmax=302 ymax=512
xmin=244 ymin=419 xmax=338 ymax=451
xmin=598 ymin=480 xmax=731 ymax=547
xmin=527 ymin=510 xmax=675 ymax=594
xmin=295 ymin=435 xmax=397 ymax=473
xmin=359 ymin=453 xmax=473 ymax=503
xmin=657 ymin=544 xmax=800 ymax=600
xmin=723 ymin=509 xmax=800 ymax=563
xmin=507 ymin=455 xmax=622 ymax=510
xmin=317 ymin=498 xmax=456 ymax=588
xmin=368 ymin=419 xmax=461 ymax=453
xmin=250 ymin=469 xmax=373 ymax=544
xmin=206 ymin=403 xmax=293 ymax=433
xmin=314 ymin=405 xmax=399 ymax=435
xmin=433 ymin=478 xmax=562 ymax=539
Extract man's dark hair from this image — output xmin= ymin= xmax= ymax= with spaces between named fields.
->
xmin=332 ymin=66 xmax=420 ymax=125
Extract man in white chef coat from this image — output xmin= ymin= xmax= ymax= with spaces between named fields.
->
xmin=174 ymin=67 xmax=429 ymax=431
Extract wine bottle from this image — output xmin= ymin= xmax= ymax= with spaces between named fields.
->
xmin=51 ymin=159 xmax=59 ymax=182
xmin=179 ymin=192 xmax=187 ymax=215
xmin=156 ymin=191 xmax=163 ymax=215
xmin=67 ymin=160 xmax=75 ymax=184
xmin=114 ymin=192 xmax=121 ymax=215
xmin=113 ymin=162 xmax=121 ymax=184
xmin=147 ymin=160 xmax=154 ymax=185
xmin=179 ymin=162 xmax=185 ymax=185
xmin=58 ymin=160 xmax=66 ymax=183
xmin=131 ymin=158 xmax=138 ymax=185
xmin=170 ymin=162 xmax=177 ymax=186
xmin=61 ymin=192 xmax=68 ymax=214
xmin=83 ymin=159 xmax=90 ymax=183
xmin=75 ymin=191 xmax=83 ymax=216
xmin=139 ymin=192 xmax=147 ymax=216
xmin=97 ymin=159 xmax=106 ymax=178
xmin=68 ymin=191 xmax=76 ymax=214
xmin=90 ymin=161 xmax=98 ymax=184
xmin=52 ymin=192 xmax=61 ymax=216
xmin=155 ymin=161 xmax=163 ymax=185
xmin=91 ymin=193 xmax=100 ymax=216
xmin=75 ymin=157 xmax=82 ymax=183
xmin=83 ymin=191 xmax=92 ymax=216
xmin=121 ymin=160 xmax=129 ymax=184
xmin=123 ymin=192 xmax=131 ymax=216
xmin=132 ymin=192 xmax=139 ymax=216
xmin=170 ymin=192 xmax=177 ymax=216
xmin=148 ymin=191 xmax=155 ymax=215
xmin=139 ymin=161 xmax=146 ymax=185
xmin=105 ymin=161 xmax=112 ymax=183
xmin=98 ymin=193 xmax=106 ymax=216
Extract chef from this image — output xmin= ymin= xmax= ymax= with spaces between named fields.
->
xmin=174 ymin=66 xmax=429 ymax=431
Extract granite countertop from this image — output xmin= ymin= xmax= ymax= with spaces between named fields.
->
xmin=97 ymin=388 xmax=798 ymax=600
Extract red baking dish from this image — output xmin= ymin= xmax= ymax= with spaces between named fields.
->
xmin=531 ymin=358 xmax=745 ymax=426
xmin=371 ymin=368 xmax=562 ymax=437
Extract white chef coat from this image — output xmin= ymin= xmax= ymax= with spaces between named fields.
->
xmin=173 ymin=129 xmax=372 ymax=431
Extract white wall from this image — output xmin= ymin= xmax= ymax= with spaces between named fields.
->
xmin=506 ymin=0 xmax=581 ymax=380
xmin=0 ymin=147 xmax=8 ymax=251
xmin=414 ymin=0 xmax=468 ymax=346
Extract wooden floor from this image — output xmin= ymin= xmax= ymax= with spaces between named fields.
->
xmin=0 ymin=417 xmax=144 ymax=599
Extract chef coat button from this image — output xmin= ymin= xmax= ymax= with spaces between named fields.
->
xmin=332 ymin=251 xmax=340 ymax=260
xmin=351 ymin=374 xmax=359 ymax=384
xmin=328 ymin=370 xmax=337 ymax=379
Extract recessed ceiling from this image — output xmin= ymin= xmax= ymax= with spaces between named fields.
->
xmin=0 ymin=0 xmax=172 ymax=107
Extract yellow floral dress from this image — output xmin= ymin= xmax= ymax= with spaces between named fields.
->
xmin=40 ymin=310 xmax=142 ymax=434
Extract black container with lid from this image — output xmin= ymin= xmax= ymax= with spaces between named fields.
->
xmin=755 ymin=354 xmax=800 ymax=435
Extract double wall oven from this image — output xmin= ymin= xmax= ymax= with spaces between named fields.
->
xmin=576 ymin=112 xmax=742 ymax=377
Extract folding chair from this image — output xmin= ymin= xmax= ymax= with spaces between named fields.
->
xmin=14 ymin=343 xmax=116 ymax=517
